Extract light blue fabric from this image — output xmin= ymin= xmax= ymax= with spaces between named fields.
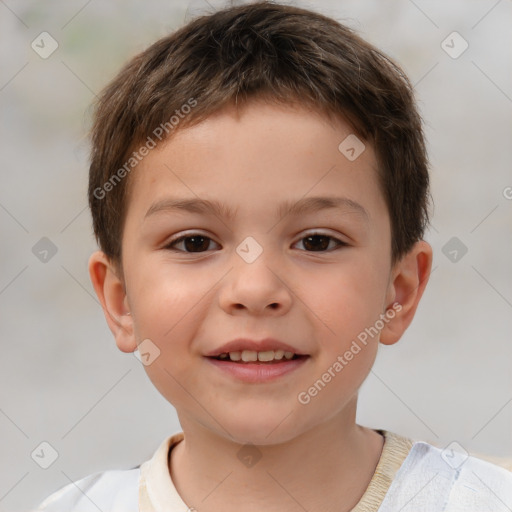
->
xmin=379 ymin=442 xmax=512 ymax=511
xmin=33 ymin=467 xmax=140 ymax=511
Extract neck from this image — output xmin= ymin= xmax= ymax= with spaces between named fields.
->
xmin=169 ymin=401 xmax=384 ymax=512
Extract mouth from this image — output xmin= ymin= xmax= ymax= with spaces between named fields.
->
xmin=208 ymin=350 xmax=308 ymax=364
xmin=204 ymin=339 xmax=310 ymax=381
xmin=205 ymin=352 xmax=310 ymax=383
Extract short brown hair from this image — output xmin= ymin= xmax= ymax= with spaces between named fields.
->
xmin=88 ymin=0 xmax=430 ymax=273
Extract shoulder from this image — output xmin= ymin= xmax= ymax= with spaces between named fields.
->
xmin=379 ymin=437 xmax=512 ymax=511
xmin=33 ymin=466 xmax=140 ymax=511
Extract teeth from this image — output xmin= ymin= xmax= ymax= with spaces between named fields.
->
xmin=274 ymin=350 xmax=284 ymax=360
xmin=241 ymin=350 xmax=258 ymax=362
xmin=257 ymin=350 xmax=274 ymax=362
xmin=229 ymin=351 xmax=241 ymax=361
xmin=217 ymin=350 xmax=299 ymax=362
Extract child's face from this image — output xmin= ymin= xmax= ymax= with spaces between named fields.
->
xmin=92 ymin=100 xmax=429 ymax=444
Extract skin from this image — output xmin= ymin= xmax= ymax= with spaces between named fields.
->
xmin=89 ymin=100 xmax=432 ymax=512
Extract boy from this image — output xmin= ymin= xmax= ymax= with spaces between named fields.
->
xmin=35 ymin=1 xmax=512 ymax=510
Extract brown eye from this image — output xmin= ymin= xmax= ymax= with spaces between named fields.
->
xmin=295 ymin=233 xmax=346 ymax=252
xmin=166 ymin=234 xmax=219 ymax=253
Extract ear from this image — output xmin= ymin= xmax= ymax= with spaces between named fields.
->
xmin=380 ymin=240 xmax=433 ymax=346
xmin=88 ymin=250 xmax=137 ymax=353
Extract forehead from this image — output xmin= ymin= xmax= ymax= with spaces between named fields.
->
xmin=125 ymin=100 xmax=385 ymax=224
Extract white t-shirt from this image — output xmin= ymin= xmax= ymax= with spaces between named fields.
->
xmin=33 ymin=430 xmax=512 ymax=512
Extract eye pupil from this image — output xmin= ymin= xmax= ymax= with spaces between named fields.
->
xmin=303 ymin=235 xmax=330 ymax=251
xmin=184 ymin=236 xmax=210 ymax=252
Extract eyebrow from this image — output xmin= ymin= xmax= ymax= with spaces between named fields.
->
xmin=144 ymin=195 xmax=369 ymax=222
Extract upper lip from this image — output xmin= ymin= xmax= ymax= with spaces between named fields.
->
xmin=204 ymin=338 xmax=307 ymax=357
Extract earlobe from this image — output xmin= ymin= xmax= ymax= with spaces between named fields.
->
xmin=88 ymin=251 xmax=137 ymax=353
xmin=380 ymin=240 xmax=433 ymax=346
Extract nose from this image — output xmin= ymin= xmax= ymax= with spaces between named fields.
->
xmin=218 ymin=249 xmax=293 ymax=316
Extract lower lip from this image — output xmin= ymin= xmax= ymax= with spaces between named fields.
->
xmin=205 ymin=356 xmax=310 ymax=383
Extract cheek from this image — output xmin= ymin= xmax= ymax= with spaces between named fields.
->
xmin=133 ymin=289 xmax=205 ymax=409
xmin=127 ymin=261 xmax=214 ymax=344
xmin=129 ymin=262 xmax=209 ymax=338
xmin=297 ymin=271 xmax=382 ymax=412
xmin=128 ymin=276 xmax=207 ymax=404
xmin=301 ymin=257 xmax=388 ymax=348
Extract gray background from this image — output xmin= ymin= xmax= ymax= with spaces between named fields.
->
xmin=1 ymin=0 xmax=511 ymax=509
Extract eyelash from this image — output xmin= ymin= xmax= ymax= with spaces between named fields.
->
xmin=164 ymin=231 xmax=347 ymax=253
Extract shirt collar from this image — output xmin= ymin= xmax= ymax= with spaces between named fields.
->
xmin=138 ymin=429 xmax=413 ymax=512
xmin=139 ymin=431 xmax=188 ymax=511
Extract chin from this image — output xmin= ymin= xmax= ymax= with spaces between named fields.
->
xmin=218 ymin=411 xmax=309 ymax=447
